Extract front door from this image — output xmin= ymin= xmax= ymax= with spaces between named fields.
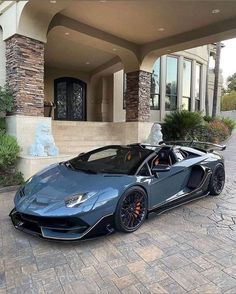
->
xmin=54 ymin=77 xmax=86 ymax=121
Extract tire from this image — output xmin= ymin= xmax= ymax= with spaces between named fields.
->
xmin=115 ymin=186 xmax=148 ymax=233
xmin=209 ymin=163 xmax=225 ymax=195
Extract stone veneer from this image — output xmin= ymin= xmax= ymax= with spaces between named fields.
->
xmin=6 ymin=34 xmax=44 ymax=116
xmin=125 ymin=70 xmax=151 ymax=122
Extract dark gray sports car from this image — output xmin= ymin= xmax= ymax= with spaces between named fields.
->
xmin=10 ymin=141 xmax=226 ymax=241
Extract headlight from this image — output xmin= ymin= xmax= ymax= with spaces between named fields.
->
xmin=65 ymin=192 xmax=96 ymax=208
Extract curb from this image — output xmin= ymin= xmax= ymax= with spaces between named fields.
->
xmin=0 ymin=185 xmax=20 ymax=193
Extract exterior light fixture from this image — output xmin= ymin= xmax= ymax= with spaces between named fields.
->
xmin=212 ymin=9 xmax=220 ymax=14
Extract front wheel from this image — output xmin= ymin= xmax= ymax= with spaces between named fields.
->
xmin=115 ymin=186 xmax=148 ymax=233
xmin=209 ymin=163 xmax=225 ymax=195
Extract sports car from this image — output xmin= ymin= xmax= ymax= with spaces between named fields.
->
xmin=10 ymin=141 xmax=226 ymax=241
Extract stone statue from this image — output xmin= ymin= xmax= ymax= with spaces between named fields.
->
xmin=29 ymin=122 xmax=59 ymax=156
xmin=146 ymin=122 xmax=163 ymax=145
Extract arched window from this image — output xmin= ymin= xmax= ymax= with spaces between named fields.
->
xmin=54 ymin=77 xmax=86 ymax=121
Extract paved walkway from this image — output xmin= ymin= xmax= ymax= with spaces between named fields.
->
xmin=0 ymin=133 xmax=236 ymax=293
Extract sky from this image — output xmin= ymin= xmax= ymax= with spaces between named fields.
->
xmin=220 ymin=38 xmax=236 ymax=86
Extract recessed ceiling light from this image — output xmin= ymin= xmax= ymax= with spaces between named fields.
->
xmin=65 ymin=32 xmax=70 ymax=36
xmin=158 ymin=28 xmax=165 ymax=32
xmin=212 ymin=9 xmax=220 ymax=14
xmin=86 ymin=62 xmax=90 ymax=65
xmin=50 ymin=0 xmax=57 ymax=4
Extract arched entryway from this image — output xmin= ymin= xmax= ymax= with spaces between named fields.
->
xmin=54 ymin=77 xmax=86 ymax=121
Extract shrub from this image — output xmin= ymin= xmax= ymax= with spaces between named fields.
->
xmin=203 ymin=115 xmax=214 ymax=123
xmin=0 ymin=133 xmax=20 ymax=169
xmin=0 ymin=171 xmax=24 ymax=187
xmin=0 ymin=85 xmax=13 ymax=115
xmin=221 ymin=91 xmax=236 ymax=111
xmin=0 ymin=118 xmax=6 ymax=131
xmin=220 ymin=117 xmax=236 ymax=134
xmin=163 ymin=110 xmax=204 ymax=140
xmin=208 ymin=120 xmax=230 ymax=143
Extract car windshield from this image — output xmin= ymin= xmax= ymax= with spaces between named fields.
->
xmin=68 ymin=146 xmax=153 ymax=175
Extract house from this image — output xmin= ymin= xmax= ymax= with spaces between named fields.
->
xmin=0 ymin=0 xmax=233 ymax=178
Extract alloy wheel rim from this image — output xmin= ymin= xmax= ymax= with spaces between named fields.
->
xmin=213 ymin=167 xmax=225 ymax=194
xmin=120 ymin=191 xmax=146 ymax=230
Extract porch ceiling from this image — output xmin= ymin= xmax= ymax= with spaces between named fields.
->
xmin=38 ymin=0 xmax=236 ymax=73
xmin=45 ymin=27 xmax=117 ymax=72
xmin=61 ymin=0 xmax=236 ymax=45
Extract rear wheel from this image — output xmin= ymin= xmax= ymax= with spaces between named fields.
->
xmin=115 ymin=186 xmax=147 ymax=233
xmin=209 ymin=163 xmax=225 ymax=195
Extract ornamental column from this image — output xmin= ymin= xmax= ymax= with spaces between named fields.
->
xmin=125 ymin=70 xmax=151 ymax=122
xmin=5 ymin=34 xmax=44 ymax=116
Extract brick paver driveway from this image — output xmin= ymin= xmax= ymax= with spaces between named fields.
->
xmin=1 ymin=134 xmax=236 ymax=294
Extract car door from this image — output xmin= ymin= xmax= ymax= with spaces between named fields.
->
xmin=148 ymin=151 xmax=208 ymax=209
xmin=149 ymin=163 xmax=190 ymax=208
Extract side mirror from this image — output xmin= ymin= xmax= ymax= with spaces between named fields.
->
xmin=78 ymin=152 xmax=85 ymax=157
xmin=152 ymin=164 xmax=171 ymax=173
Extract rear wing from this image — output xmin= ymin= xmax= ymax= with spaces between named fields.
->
xmin=165 ymin=140 xmax=226 ymax=152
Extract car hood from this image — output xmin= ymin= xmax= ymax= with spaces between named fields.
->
xmin=15 ymin=163 xmax=136 ymax=215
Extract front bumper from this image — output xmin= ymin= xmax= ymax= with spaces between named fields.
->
xmin=9 ymin=208 xmax=114 ymax=241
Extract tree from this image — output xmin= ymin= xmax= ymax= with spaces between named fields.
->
xmin=227 ymin=72 xmax=236 ymax=93
xmin=221 ymin=90 xmax=236 ymax=111
xmin=212 ymin=42 xmax=221 ymax=118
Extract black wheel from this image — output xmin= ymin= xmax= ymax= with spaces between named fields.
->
xmin=115 ymin=186 xmax=148 ymax=233
xmin=209 ymin=163 xmax=225 ymax=195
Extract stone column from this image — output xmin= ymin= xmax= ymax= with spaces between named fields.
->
xmin=5 ymin=34 xmax=44 ymax=116
xmin=125 ymin=70 xmax=151 ymax=122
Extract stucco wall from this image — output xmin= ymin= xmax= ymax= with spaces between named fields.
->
xmin=176 ymin=46 xmax=208 ymax=65
xmin=0 ymin=26 xmax=6 ymax=87
xmin=113 ymin=70 xmax=125 ymax=122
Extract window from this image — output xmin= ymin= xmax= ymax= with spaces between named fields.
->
xmin=69 ymin=146 xmax=153 ymax=175
xmin=182 ymin=59 xmax=192 ymax=111
xmin=195 ymin=63 xmax=201 ymax=111
xmin=138 ymin=163 xmax=151 ymax=176
xmin=150 ymin=58 xmax=160 ymax=110
xmin=166 ymin=56 xmax=178 ymax=110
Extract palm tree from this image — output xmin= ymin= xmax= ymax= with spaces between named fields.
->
xmin=212 ymin=42 xmax=222 ymax=118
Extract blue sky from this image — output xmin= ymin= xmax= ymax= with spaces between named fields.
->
xmin=221 ymin=38 xmax=236 ymax=85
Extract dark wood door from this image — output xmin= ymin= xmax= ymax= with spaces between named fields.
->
xmin=54 ymin=77 xmax=86 ymax=121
